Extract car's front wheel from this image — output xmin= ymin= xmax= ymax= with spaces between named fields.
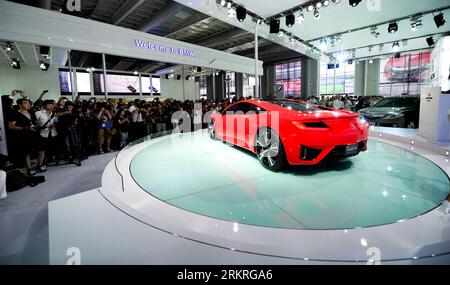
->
xmin=255 ymin=128 xmax=287 ymax=171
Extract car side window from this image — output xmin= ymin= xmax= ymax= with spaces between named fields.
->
xmin=250 ymin=104 xmax=266 ymax=114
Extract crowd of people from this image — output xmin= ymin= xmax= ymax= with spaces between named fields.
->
xmin=0 ymin=90 xmax=235 ymax=178
xmin=0 ymin=89 xmax=382 ymax=188
xmin=305 ymin=95 xmax=383 ymax=111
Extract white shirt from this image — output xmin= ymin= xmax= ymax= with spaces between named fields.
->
xmin=333 ymin=99 xmax=345 ymax=110
xmin=35 ymin=110 xmax=58 ymax=138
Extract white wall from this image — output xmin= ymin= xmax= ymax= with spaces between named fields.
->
xmin=0 ymin=61 xmax=61 ymax=101
xmin=160 ymin=77 xmax=200 ymax=101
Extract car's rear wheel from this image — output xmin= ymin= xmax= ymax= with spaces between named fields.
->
xmin=208 ymin=120 xmax=216 ymax=140
xmin=255 ymin=128 xmax=287 ymax=171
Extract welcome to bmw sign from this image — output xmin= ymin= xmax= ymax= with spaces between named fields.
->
xmin=135 ymin=39 xmax=196 ymax=57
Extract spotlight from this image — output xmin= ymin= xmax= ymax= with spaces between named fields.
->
xmin=186 ymin=75 xmax=191 ymax=81
xmin=40 ymin=46 xmax=51 ymax=59
xmin=297 ymin=11 xmax=305 ymax=23
xmin=319 ymin=38 xmax=327 ymax=51
xmin=307 ymin=4 xmax=314 ymax=12
xmin=270 ymin=19 xmax=280 ymax=34
xmin=394 ymin=52 xmax=401 ymax=59
xmin=176 ymin=75 xmax=181 ymax=80
xmin=289 ymin=37 xmax=295 ymax=43
xmin=434 ymin=13 xmax=446 ymax=28
xmin=227 ymin=1 xmax=232 ymax=9
xmin=410 ymin=14 xmax=423 ymax=31
xmin=236 ymin=6 xmax=246 ymax=22
xmin=349 ymin=0 xmax=361 ymax=7
xmin=40 ymin=61 xmax=50 ymax=71
xmin=5 ymin=43 xmax=12 ymax=52
xmin=368 ymin=45 xmax=374 ymax=52
xmin=378 ymin=44 xmax=384 ymax=52
xmin=220 ymin=0 xmax=226 ymax=7
xmin=313 ymin=9 xmax=320 ymax=20
xmin=11 ymin=58 xmax=20 ymax=69
xmin=278 ymin=31 xmax=284 ymax=37
xmin=197 ymin=67 xmax=202 ymax=73
xmin=426 ymin=36 xmax=435 ymax=47
xmin=388 ymin=22 xmax=398 ymax=34
xmin=392 ymin=42 xmax=400 ymax=52
xmin=370 ymin=26 xmax=380 ymax=38
xmin=323 ymin=0 xmax=331 ymax=7
xmin=316 ymin=2 xmax=322 ymax=9
xmin=332 ymin=0 xmax=342 ymax=3
xmin=227 ymin=8 xmax=236 ymax=17
xmin=286 ymin=13 xmax=295 ymax=28
xmin=401 ymin=40 xmax=408 ymax=48
xmin=133 ymin=71 xmax=138 ymax=75
xmin=165 ymin=74 xmax=170 ymax=79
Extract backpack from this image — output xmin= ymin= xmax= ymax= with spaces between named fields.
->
xmin=6 ymin=169 xmax=27 ymax=192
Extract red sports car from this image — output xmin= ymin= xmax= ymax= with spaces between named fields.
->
xmin=208 ymin=99 xmax=369 ymax=171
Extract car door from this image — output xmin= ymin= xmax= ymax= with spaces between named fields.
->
xmin=243 ymin=104 xmax=266 ymax=149
xmin=222 ymin=102 xmax=251 ymax=146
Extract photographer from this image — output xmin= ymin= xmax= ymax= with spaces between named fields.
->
xmin=35 ymin=100 xmax=58 ymax=172
xmin=94 ymin=103 xmax=113 ymax=154
xmin=7 ymin=98 xmax=38 ymax=175
xmin=57 ymin=101 xmax=81 ymax=165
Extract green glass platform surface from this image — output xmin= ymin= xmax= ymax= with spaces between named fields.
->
xmin=130 ymin=132 xmax=449 ymax=230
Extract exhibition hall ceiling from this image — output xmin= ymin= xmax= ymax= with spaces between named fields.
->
xmin=0 ymin=40 xmax=68 ymax=67
xmin=6 ymin=0 xmax=276 ymax=73
xmin=177 ymin=0 xmax=450 ymax=61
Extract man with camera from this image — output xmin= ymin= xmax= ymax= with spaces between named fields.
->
xmin=35 ymin=100 xmax=58 ymax=172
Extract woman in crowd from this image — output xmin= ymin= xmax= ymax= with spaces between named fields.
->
xmin=7 ymin=98 xmax=38 ymax=175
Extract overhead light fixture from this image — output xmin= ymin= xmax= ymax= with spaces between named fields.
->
xmin=236 ymin=6 xmax=246 ymax=22
xmin=319 ymin=38 xmax=327 ymax=51
xmin=227 ymin=7 xmax=236 ymax=17
xmin=313 ymin=9 xmax=320 ymax=20
xmin=289 ymin=37 xmax=295 ymax=43
xmin=176 ymin=75 xmax=181 ymax=80
xmin=434 ymin=13 xmax=446 ymax=28
xmin=278 ymin=31 xmax=284 ymax=37
xmin=378 ymin=44 xmax=384 ymax=52
xmin=332 ymin=0 xmax=342 ymax=3
xmin=323 ymin=0 xmax=331 ymax=7
xmin=270 ymin=19 xmax=280 ymax=34
xmin=297 ymin=10 xmax=305 ymax=23
xmin=133 ymin=71 xmax=138 ymax=75
xmin=286 ymin=13 xmax=295 ymax=28
xmin=368 ymin=45 xmax=374 ymax=52
xmin=165 ymin=74 xmax=169 ymax=79
xmin=11 ymin=58 xmax=20 ymax=69
xmin=220 ymin=0 xmax=226 ymax=7
xmin=401 ymin=39 xmax=408 ymax=48
xmin=40 ymin=61 xmax=50 ymax=71
xmin=392 ymin=42 xmax=400 ymax=52
xmin=40 ymin=46 xmax=51 ymax=59
xmin=394 ymin=52 xmax=401 ymax=59
xmin=410 ymin=14 xmax=423 ymax=31
xmin=369 ymin=59 xmax=373 ymax=64
xmin=388 ymin=22 xmax=398 ymax=34
xmin=316 ymin=2 xmax=322 ymax=9
xmin=426 ymin=36 xmax=435 ymax=47
xmin=370 ymin=26 xmax=380 ymax=38
xmin=5 ymin=42 xmax=13 ymax=52
xmin=307 ymin=4 xmax=314 ymax=12
xmin=186 ymin=75 xmax=191 ymax=81
xmin=349 ymin=0 xmax=361 ymax=7
xmin=227 ymin=1 xmax=232 ymax=9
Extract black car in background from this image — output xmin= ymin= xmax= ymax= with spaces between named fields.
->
xmin=359 ymin=96 xmax=420 ymax=128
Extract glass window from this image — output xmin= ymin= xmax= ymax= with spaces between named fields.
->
xmin=243 ymin=74 xmax=256 ymax=98
xmin=275 ymin=60 xmax=302 ymax=98
xmin=225 ymin=72 xmax=235 ymax=98
xmin=379 ymin=51 xmax=431 ymax=97
xmin=320 ymin=61 xmax=355 ymax=96
xmin=199 ymin=75 xmax=207 ymax=96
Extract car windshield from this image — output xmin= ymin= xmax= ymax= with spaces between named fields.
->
xmin=373 ymin=97 xmax=418 ymax=108
xmin=268 ymin=100 xmax=318 ymax=112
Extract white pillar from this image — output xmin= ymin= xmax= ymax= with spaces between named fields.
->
xmin=255 ymin=25 xmax=259 ymax=99
xmin=102 ymin=53 xmax=108 ymax=100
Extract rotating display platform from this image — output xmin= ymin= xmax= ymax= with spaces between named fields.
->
xmin=49 ymin=129 xmax=450 ymax=264
xmin=130 ymin=132 xmax=449 ymax=230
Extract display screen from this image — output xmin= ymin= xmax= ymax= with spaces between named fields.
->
xmin=59 ymin=70 xmax=91 ymax=94
xmin=141 ymin=76 xmax=161 ymax=95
